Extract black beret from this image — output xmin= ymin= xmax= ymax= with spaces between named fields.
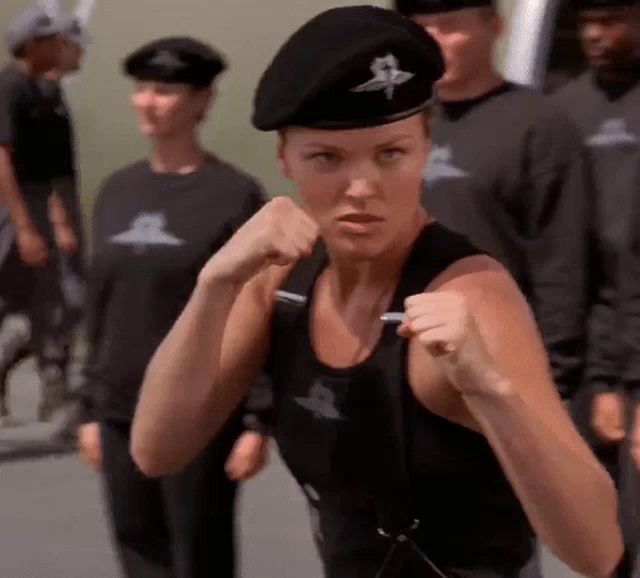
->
xmin=395 ymin=0 xmax=494 ymax=16
xmin=252 ymin=6 xmax=444 ymax=131
xmin=570 ymin=0 xmax=638 ymax=9
xmin=124 ymin=37 xmax=226 ymax=88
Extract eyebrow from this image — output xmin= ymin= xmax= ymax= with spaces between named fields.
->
xmin=373 ymin=135 xmax=415 ymax=149
xmin=299 ymin=135 xmax=415 ymax=151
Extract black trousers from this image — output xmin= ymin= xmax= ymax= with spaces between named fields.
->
xmin=99 ymin=419 xmax=240 ymax=578
xmin=0 ymin=193 xmax=85 ymax=418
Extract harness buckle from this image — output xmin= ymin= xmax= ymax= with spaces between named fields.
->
xmin=377 ymin=518 xmax=420 ymax=542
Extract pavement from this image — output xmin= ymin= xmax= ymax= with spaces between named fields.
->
xmin=0 ymin=359 xmax=584 ymax=578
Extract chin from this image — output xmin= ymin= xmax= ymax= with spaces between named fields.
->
xmin=327 ymin=233 xmax=390 ymax=263
xmin=139 ymin=124 xmax=160 ymax=137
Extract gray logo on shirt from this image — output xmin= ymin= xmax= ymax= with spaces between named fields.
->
xmin=423 ymin=144 xmax=470 ymax=185
xmin=294 ymin=381 xmax=343 ymax=421
xmin=586 ymin=119 xmax=638 ymax=148
xmin=110 ymin=212 xmax=185 ymax=248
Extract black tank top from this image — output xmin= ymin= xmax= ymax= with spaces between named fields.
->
xmin=267 ymin=223 xmax=533 ymax=578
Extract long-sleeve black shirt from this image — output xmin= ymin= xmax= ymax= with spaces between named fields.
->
xmin=554 ymin=67 xmax=640 ymax=399
xmin=422 ymin=82 xmax=589 ymax=399
xmin=80 ymin=157 xmax=265 ymax=423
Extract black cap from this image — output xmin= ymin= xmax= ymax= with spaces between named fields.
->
xmin=571 ymin=0 xmax=638 ymax=9
xmin=395 ymin=0 xmax=494 ymax=16
xmin=124 ymin=37 xmax=226 ymax=88
xmin=252 ymin=6 xmax=444 ymax=131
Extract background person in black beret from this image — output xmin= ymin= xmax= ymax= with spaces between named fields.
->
xmin=71 ymin=36 xmax=269 ymax=578
xmin=553 ymin=1 xmax=640 ymax=575
xmin=130 ymin=7 xmax=621 ymax=578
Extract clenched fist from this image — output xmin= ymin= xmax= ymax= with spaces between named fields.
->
xmin=201 ymin=197 xmax=319 ymax=285
xmin=399 ymin=291 xmax=502 ymax=395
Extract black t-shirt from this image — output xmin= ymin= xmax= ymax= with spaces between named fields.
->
xmin=554 ymin=69 xmax=640 ymax=398
xmin=422 ymin=82 xmax=589 ymax=399
xmin=85 ymin=158 xmax=265 ymax=422
xmin=0 ymin=64 xmax=73 ymax=185
xmin=38 ymin=77 xmax=76 ymax=180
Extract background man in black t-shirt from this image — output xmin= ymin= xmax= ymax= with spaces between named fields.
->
xmin=554 ymin=1 xmax=640 ymax=574
xmin=0 ymin=5 xmax=81 ymax=424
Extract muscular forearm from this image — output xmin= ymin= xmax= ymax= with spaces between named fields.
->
xmin=131 ymin=273 xmax=243 ymax=477
xmin=0 ymin=148 xmax=31 ymax=228
xmin=465 ymin=383 xmax=621 ymax=577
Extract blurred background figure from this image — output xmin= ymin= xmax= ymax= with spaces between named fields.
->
xmin=553 ymin=1 xmax=640 ymax=575
xmin=0 ymin=4 xmax=80 ymax=425
xmin=394 ymin=0 xmax=590 ymax=409
xmin=73 ymin=36 xmax=268 ymax=578
xmin=394 ymin=2 xmax=593 ymax=573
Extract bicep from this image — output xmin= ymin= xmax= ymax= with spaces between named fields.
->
xmin=217 ymin=268 xmax=283 ymax=404
xmin=0 ymin=84 xmax=16 ymax=147
xmin=465 ymin=271 xmax=588 ymax=450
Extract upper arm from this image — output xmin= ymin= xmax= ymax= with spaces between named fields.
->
xmin=410 ymin=256 xmax=588 ymax=450
xmin=216 ymin=266 xmax=289 ymax=405
xmin=454 ymin=265 xmax=588 ymax=449
xmin=0 ymin=79 xmax=17 ymax=147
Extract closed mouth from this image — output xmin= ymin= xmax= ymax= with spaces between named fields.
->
xmin=337 ymin=214 xmax=383 ymax=224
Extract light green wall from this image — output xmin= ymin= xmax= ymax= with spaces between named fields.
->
xmin=0 ymin=0 xmax=517 ymax=214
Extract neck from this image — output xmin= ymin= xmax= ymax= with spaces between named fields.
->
xmin=437 ymin=69 xmax=504 ymax=103
xmin=149 ymin=133 xmax=205 ymax=174
xmin=595 ymin=57 xmax=640 ymax=86
xmin=45 ymin=68 xmax=64 ymax=82
xmin=325 ymin=210 xmax=429 ymax=303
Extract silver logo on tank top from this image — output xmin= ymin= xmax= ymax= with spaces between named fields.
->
xmin=294 ymin=381 xmax=343 ymax=421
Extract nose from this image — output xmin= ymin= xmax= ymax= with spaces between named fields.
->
xmin=344 ymin=177 xmax=377 ymax=200
xmin=582 ymin=22 xmax=604 ymax=45
xmin=132 ymin=86 xmax=155 ymax=110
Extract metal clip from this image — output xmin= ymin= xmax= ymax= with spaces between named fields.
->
xmin=377 ymin=518 xmax=420 ymax=540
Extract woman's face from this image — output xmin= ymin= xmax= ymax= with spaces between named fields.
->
xmin=131 ymin=81 xmax=211 ymax=138
xmin=278 ymin=113 xmax=430 ymax=262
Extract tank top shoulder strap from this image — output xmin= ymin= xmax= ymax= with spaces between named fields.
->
xmin=388 ymin=222 xmax=483 ymax=311
xmin=275 ymin=239 xmax=327 ymax=303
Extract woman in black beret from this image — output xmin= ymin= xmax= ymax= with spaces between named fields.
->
xmin=131 ymin=9 xmax=622 ymax=578
xmin=74 ymin=36 xmax=269 ymax=578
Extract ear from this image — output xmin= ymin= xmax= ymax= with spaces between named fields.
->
xmin=74 ymin=0 xmax=98 ymax=26
xmin=203 ymin=86 xmax=214 ymax=109
xmin=194 ymin=87 xmax=213 ymax=123
xmin=276 ymin=132 xmax=290 ymax=179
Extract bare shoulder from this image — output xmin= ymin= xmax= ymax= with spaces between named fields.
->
xmin=424 ymin=255 xmax=586 ymax=446
xmin=430 ymin=254 xmax=543 ymax=370
xmin=407 ymin=254 xmax=556 ymax=433
xmin=430 ymin=255 xmax=527 ymax=310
